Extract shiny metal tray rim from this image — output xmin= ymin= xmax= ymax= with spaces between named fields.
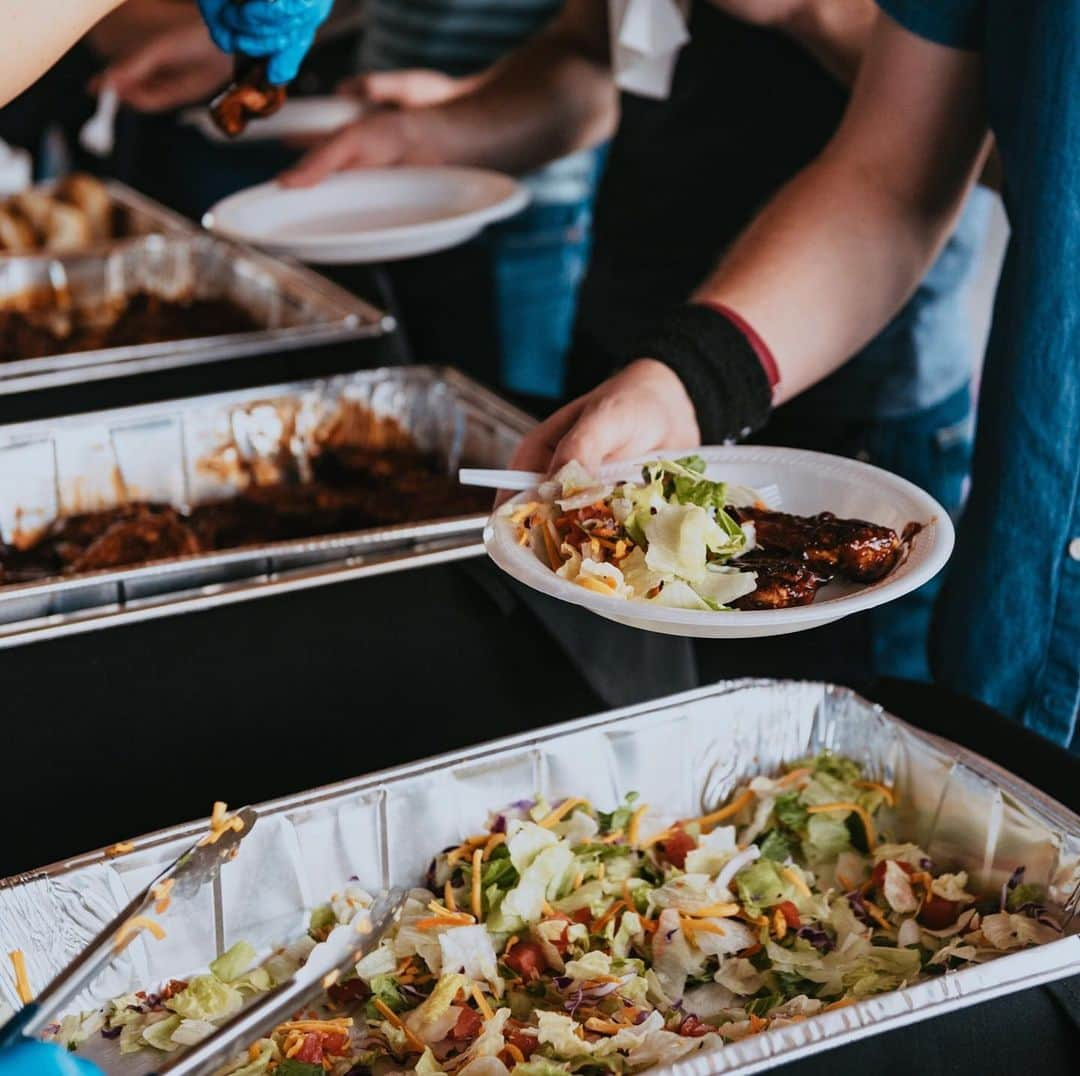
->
xmin=0 ymin=534 xmax=483 ymax=651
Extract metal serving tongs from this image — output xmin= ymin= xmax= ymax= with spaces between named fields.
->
xmin=149 ymin=887 xmax=407 ymax=1076
xmin=0 ymin=806 xmax=258 ymax=1049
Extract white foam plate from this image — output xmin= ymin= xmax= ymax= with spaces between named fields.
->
xmin=203 ymin=166 xmax=530 ymax=263
xmin=181 ymin=96 xmax=365 ymax=144
xmin=484 ymin=445 xmax=955 ymax=638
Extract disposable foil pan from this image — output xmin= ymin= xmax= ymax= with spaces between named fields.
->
xmin=0 ymin=680 xmax=1076 ymax=1075
xmin=0 ymin=179 xmax=198 ymax=262
xmin=0 ymin=231 xmax=391 ymax=394
xmin=0 ymin=365 xmax=532 ymax=646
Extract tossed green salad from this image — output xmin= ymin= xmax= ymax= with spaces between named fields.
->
xmin=48 ymin=754 xmax=1064 ymax=1074
xmin=503 ymin=457 xmax=765 ymax=611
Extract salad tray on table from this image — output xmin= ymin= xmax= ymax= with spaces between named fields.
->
xmin=0 ymin=365 xmax=533 ymax=647
xmin=0 ymin=680 xmax=1076 ymax=1075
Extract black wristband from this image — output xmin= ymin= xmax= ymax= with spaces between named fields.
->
xmin=631 ymin=304 xmax=773 ymax=444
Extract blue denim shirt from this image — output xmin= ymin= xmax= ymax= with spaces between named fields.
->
xmin=880 ymin=0 xmax=1080 ymax=749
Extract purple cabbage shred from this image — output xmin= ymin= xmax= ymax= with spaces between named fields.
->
xmin=796 ymin=924 xmax=834 ymax=953
xmin=100 ymin=1026 xmax=123 ymax=1040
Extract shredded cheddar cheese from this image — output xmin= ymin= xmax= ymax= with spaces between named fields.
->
xmin=151 ymin=878 xmax=174 ymax=915
xmin=372 ymin=998 xmax=426 ymax=1053
xmin=772 ymin=907 xmax=788 ymax=940
xmin=8 ymin=950 xmax=32 ymax=1004
xmin=471 ymin=847 xmax=484 ymax=921
xmin=823 ymin=998 xmax=857 ymax=1012
xmin=775 ymin=767 xmax=812 ymax=788
xmin=805 ymin=802 xmax=877 ymax=850
xmin=443 ymin=880 xmax=457 ymax=912
xmin=627 ymin=805 xmax=649 ymax=848
xmin=854 ymin=779 xmax=896 ymax=807
xmin=538 ymin=797 xmax=590 ymax=828
xmin=482 ymin=833 xmax=506 ymax=859
xmin=781 ymin=867 xmax=813 ymax=898
xmin=683 ymin=788 xmax=755 ymax=833
xmin=105 ymin=841 xmax=135 ymax=858
xmin=584 ymin=1018 xmax=625 ymax=1036
xmin=684 ymin=902 xmax=740 ymax=918
xmin=502 ymin=1043 xmax=526 ymax=1065
xmin=415 ymin=913 xmax=475 ymax=931
xmin=680 ymin=917 xmax=726 ymax=937
xmin=471 ymin=983 xmax=494 ymax=1021
xmin=113 ymin=915 xmax=166 ymax=952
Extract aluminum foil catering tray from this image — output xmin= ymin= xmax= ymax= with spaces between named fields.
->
xmin=0 ymin=229 xmax=391 ymax=394
xmin=0 ymin=680 xmax=1076 ymax=1075
xmin=0 ymin=365 xmax=533 ymax=647
xmin=0 ymin=178 xmax=198 ymax=261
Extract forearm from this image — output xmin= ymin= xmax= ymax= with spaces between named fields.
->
xmin=3 ymin=0 xmax=125 ymax=104
xmin=780 ymin=0 xmax=878 ymax=85
xmin=407 ymin=6 xmax=616 ymax=174
xmin=691 ymin=18 xmax=990 ymax=405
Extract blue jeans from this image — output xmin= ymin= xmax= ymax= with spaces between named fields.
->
xmin=484 ymin=199 xmax=595 ymax=399
xmin=863 ymin=384 xmax=974 ymax=681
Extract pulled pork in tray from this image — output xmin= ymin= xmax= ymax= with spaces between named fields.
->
xmin=0 ymin=412 xmax=491 ymax=586
xmin=0 ymin=174 xmax=124 ymax=254
xmin=0 ymin=292 xmax=261 ymax=362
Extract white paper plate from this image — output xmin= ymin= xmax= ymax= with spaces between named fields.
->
xmin=181 ymin=96 xmax=365 ymax=144
xmin=484 ymin=446 xmax=955 ymax=638
xmin=202 ymin=166 xmax=529 ymax=263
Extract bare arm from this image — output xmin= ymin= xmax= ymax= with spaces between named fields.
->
xmin=694 ymin=14 xmax=991 ymax=404
xmin=282 ymin=0 xmax=615 ymax=185
xmin=776 ymin=0 xmax=878 ymax=84
xmin=2 ymin=0 xmax=124 ymax=105
xmin=508 ymin=15 xmax=991 ymax=474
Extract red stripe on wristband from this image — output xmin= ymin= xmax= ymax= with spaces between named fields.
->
xmin=693 ymin=300 xmax=780 ymax=392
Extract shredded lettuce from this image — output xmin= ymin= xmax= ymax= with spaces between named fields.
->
xmin=165 ymin=975 xmax=243 ymax=1023
xmin=209 ymin=941 xmax=257 ymax=983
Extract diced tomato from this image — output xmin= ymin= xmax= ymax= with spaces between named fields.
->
xmin=319 ymin=1030 xmax=350 ymax=1056
xmin=506 ymin=1028 xmax=540 ymax=1058
xmin=543 ymin=912 xmax=573 ymax=954
xmin=659 ymin=828 xmax=697 ymax=870
xmin=918 ymin=894 xmax=961 ymax=930
xmin=450 ymin=1006 xmax=484 ymax=1042
xmin=776 ymin=901 xmax=802 ymax=929
xmin=871 ymin=859 xmax=913 ymax=891
xmin=294 ymin=1033 xmax=323 ymax=1063
xmin=677 ymin=1015 xmax=715 ymax=1038
xmin=505 ymin=940 xmax=547 ymax=980
xmin=159 ymin=979 xmax=188 ymax=1000
xmin=571 ymin=908 xmax=592 ymax=926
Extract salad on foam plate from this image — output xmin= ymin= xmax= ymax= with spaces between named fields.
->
xmin=498 ymin=457 xmax=916 ymax=614
xmin=47 ymin=753 xmax=1064 ymax=1075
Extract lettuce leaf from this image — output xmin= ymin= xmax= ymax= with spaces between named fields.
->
xmin=165 ymin=975 xmax=243 ymax=1022
xmin=733 ymin=859 xmax=799 ymax=917
xmin=210 ymin=941 xmax=256 ymax=983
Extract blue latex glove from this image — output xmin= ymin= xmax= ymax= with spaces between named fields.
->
xmin=0 ymin=1041 xmax=101 ymax=1075
xmin=198 ymin=0 xmax=334 ymax=85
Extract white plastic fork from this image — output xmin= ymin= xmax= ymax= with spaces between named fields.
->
xmin=458 ymin=468 xmax=783 ymax=509
xmin=79 ymin=85 xmax=118 ymax=158
xmin=458 ymin=468 xmax=543 ymax=492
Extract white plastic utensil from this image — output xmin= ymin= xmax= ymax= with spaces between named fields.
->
xmin=79 ymin=85 xmax=118 ymax=158
xmin=458 ymin=468 xmax=542 ymax=491
xmin=459 ymin=467 xmax=782 ymax=508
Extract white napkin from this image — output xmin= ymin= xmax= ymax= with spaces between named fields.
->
xmin=0 ymin=138 xmax=32 ymax=197
xmin=79 ymin=85 xmax=119 ymax=158
xmin=609 ymin=0 xmax=691 ymax=100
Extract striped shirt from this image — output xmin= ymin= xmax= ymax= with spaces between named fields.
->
xmin=361 ymin=0 xmax=599 ymax=204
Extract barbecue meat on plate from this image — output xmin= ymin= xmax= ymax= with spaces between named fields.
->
xmin=733 ymin=506 xmax=903 ymax=582
xmin=729 ymin=552 xmax=829 ymax=610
